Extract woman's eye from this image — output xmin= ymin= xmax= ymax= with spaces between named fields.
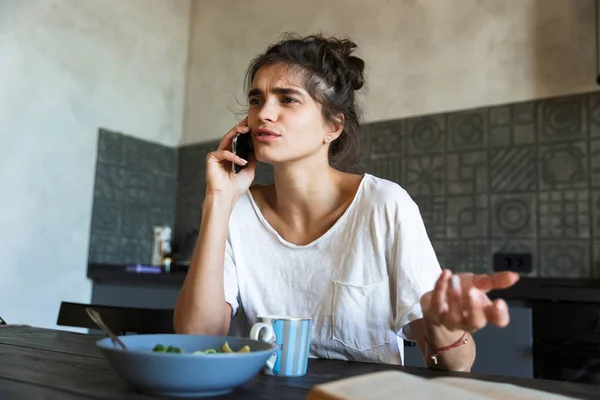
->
xmin=249 ymin=98 xmax=261 ymax=105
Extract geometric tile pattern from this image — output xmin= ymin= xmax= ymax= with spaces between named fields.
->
xmin=88 ymin=129 xmax=178 ymax=265
xmin=489 ymin=147 xmax=536 ymax=193
xmin=490 ymin=194 xmax=536 ymax=238
xmin=447 ymin=109 xmax=487 ymax=151
xmin=369 ymin=120 xmax=405 ymax=158
xmin=489 ymin=101 xmax=535 ymax=147
xmin=589 ymin=93 xmax=600 ymax=138
xmin=538 ymin=191 xmax=590 ymax=238
xmin=372 ymin=157 xmax=404 ymax=186
xmin=538 ymin=142 xmax=588 ymax=190
xmin=431 ymin=240 xmax=446 ymax=270
xmin=446 ymin=195 xmax=488 ymax=239
xmin=538 ymin=240 xmax=590 ymax=278
xmin=406 ymin=114 xmax=445 ymax=155
xmin=446 ymin=151 xmax=487 ymax=194
xmin=363 ymin=91 xmax=600 ymax=278
xmin=405 ymin=155 xmax=444 ymax=195
xmin=590 ymin=139 xmax=600 ymax=187
xmin=445 ymin=239 xmax=491 ymax=274
xmin=537 ymin=95 xmax=586 ymax=143
xmin=174 ymin=141 xmax=213 ymax=247
xmin=589 ymin=191 xmax=600 ymax=238
xmin=412 ymin=195 xmax=445 ymax=240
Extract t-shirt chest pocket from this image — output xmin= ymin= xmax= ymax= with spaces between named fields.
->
xmin=331 ymin=278 xmax=392 ymax=351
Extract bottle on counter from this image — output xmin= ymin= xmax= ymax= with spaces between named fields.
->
xmin=151 ymin=225 xmax=172 ymax=271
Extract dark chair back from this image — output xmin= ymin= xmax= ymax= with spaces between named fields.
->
xmin=57 ymin=302 xmax=175 ymax=335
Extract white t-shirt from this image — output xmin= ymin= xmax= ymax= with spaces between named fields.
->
xmin=223 ymin=173 xmax=442 ymax=365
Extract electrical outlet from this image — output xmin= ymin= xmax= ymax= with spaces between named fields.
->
xmin=492 ymin=252 xmax=533 ymax=273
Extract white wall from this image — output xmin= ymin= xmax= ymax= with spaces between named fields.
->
xmin=182 ymin=0 xmax=598 ymax=144
xmin=0 ymin=0 xmax=190 ymax=329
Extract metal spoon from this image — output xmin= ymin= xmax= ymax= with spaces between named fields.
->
xmin=86 ymin=307 xmax=128 ymax=350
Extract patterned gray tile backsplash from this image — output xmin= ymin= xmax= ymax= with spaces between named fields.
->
xmin=489 ymin=146 xmax=537 ymax=193
xmin=88 ymin=129 xmax=178 ymax=265
xmin=173 ymin=142 xmax=211 ymax=247
xmin=90 ymin=91 xmax=600 ymax=278
xmin=366 ymin=91 xmax=599 ymax=278
xmin=406 ymin=114 xmax=445 ymax=155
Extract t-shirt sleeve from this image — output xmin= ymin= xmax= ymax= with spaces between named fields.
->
xmin=223 ymin=235 xmax=240 ymax=317
xmin=391 ymin=200 xmax=442 ymax=341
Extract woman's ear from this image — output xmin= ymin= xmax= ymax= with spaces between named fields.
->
xmin=324 ymin=114 xmax=345 ymax=143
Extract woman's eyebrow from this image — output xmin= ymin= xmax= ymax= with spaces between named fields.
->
xmin=248 ymin=87 xmax=305 ymax=98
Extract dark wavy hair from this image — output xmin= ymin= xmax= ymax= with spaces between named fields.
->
xmin=244 ymin=33 xmax=366 ymax=170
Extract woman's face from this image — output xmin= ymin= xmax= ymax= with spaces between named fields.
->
xmin=247 ymin=63 xmax=335 ymax=166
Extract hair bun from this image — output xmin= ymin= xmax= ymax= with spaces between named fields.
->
xmin=346 ymin=55 xmax=365 ymax=91
xmin=330 ymin=38 xmax=357 ymax=58
xmin=325 ymin=38 xmax=365 ymax=91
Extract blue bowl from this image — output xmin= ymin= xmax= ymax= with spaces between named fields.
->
xmin=96 ymin=334 xmax=278 ymax=398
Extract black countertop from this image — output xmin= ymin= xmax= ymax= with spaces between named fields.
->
xmin=490 ymin=276 xmax=600 ymax=303
xmin=88 ymin=263 xmax=600 ymax=303
xmin=88 ymin=263 xmax=187 ymax=285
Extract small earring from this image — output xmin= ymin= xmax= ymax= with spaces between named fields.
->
xmin=326 ymin=137 xmax=332 ymax=142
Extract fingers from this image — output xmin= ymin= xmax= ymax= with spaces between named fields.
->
xmin=471 ymin=271 xmax=520 ymax=293
xmin=429 ymin=270 xmax=451 ymax=324
xmin=441 ymin=274 xmax=463 ymax=330
xmin=236 ymin=151 xmax=257 ymax=176
xmin=207 ymin=150 xmax=248 ymax=168
xmin=484 ymin=298 xmax=510 ymax=327
xmin=217 ymin=118 xmax=250 ymax=151
xmin=425 ymin=270 xmax=514 ymax=333
xmin=463 ymin=288 xmax=487 ymax=331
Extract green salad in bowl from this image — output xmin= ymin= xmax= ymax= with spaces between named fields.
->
xmin=151 ymin=341 xmax=250 ymax=355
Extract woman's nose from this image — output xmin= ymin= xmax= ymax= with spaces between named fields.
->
xmin=257 ymin=100 xmax=278 ymax=123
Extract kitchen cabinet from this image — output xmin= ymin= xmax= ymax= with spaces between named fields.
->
xmin=91 ymin=282 xmax=181 ymax=310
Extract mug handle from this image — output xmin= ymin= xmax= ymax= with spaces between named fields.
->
xmin=250 ymin=322 xmax=277 ymax=372
xmin=250 ymin=322 xmax=275 ymax=343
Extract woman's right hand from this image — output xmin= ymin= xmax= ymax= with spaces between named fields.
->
xmin=205 ymin=118 xmax=257 ymax=203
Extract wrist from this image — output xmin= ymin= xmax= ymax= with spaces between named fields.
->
xmin=422 ymin=319 xmax=472 ymax=370
xmin=202 ymin=192 xmax=237 ymax=215
xmin=423 ymin=318 xmax=466 ymax=347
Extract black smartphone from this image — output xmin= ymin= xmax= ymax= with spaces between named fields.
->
xmin=232 ymin=131 xmax=253 ymax=173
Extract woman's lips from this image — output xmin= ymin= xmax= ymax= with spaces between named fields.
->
xmin=253 ymin=128 xmax=281 ymax=142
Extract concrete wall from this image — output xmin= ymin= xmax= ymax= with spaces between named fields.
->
xmin=0 ymin=0 xmax=190 ymax=329
xmin=182 ymin=0 xmax=598 ymax=145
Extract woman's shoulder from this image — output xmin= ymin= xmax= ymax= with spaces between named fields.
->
xmin=360 ymin=174 xmax=417 ymax=210
xmin=230 ymin=183 xmax=272 ymax=215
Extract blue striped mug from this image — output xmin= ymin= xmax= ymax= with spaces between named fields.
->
xmin=249 ymin=315 xmax=313 ymax=377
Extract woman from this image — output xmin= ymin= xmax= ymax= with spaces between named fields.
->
xmin=174 ymin=33 xmax=519 ymax=371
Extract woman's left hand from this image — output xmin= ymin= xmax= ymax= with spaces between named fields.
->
xmin=420 ymin=270 xmax=520 ymax=333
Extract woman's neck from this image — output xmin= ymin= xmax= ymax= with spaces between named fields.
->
xmin=268 ymin=160 xmax=350 ymax=231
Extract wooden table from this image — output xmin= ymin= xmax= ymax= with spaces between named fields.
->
xmin=0 ymin=327 xmax=597 ymax=399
